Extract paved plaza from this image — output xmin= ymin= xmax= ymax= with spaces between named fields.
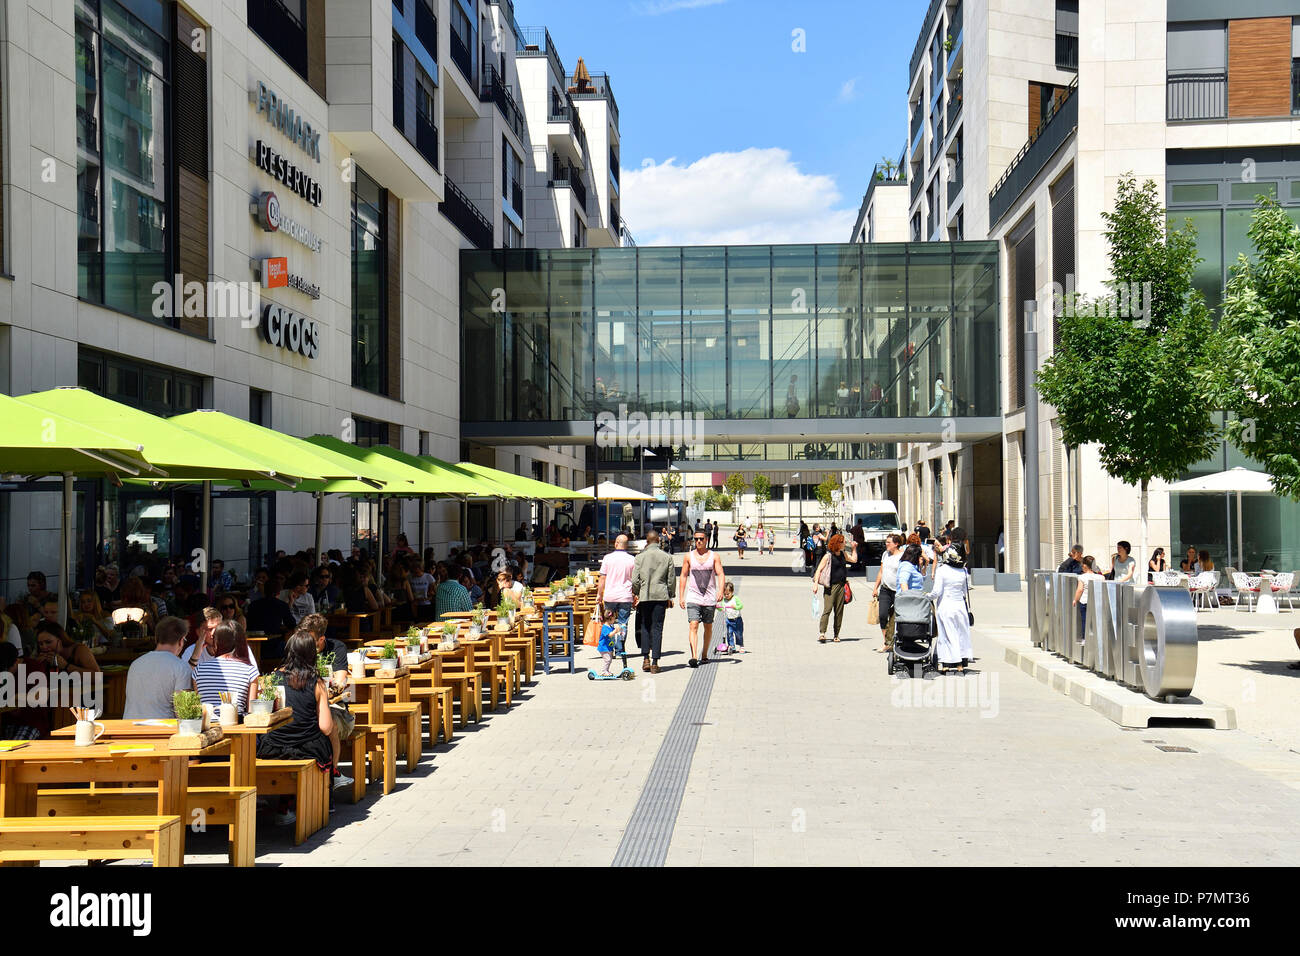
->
xmin=182 ymin=546 xmax=1300 ymax=867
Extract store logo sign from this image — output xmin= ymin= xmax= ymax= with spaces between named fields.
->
xmin=260 ymin=303 xmax=320 ymax=359
xmin=261 ymin=257 xmax=288 ymax=288
xmin=253 ymin=140 xmax=323 ymax=206
xmin=252 ymin=81 xmax=321 ymax=162
xmin=250 ymin=191 xmax=322 ymax=253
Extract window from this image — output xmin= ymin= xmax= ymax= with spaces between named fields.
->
xmin=502 ymin=136 xmax=524 ymax=218
xmin=573 ymin=212 xmax=586 ymax=248
xmin=77 ymin=0 xmax=171 ymax=319
xmin=503 ymin=218 xmax=523 ymax=248
xmin=352 ymin=167 xmax=387 ymax=395
xmin=247 ymin=0 xmax=307 ymax=80
xmin=78 ymin=347 xmax=203 ymax=415
xmin=1167 ymin=21 xmax=1227 ymax=120
xmin=392 ymin=35 xmax=405 ymax=132
xmin=249 ymin=388 xmax=270 ymax=426
xmin=412 ymin=62 xmax=438 ymax=170
xmin=1055 ymin=1 xmax=1078 ymax=71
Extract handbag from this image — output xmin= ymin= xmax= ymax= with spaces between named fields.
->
xmin=964 ymin=574 xmax=974 ymax=625
xmin=584 ymin=618 xmax=601 ymax=647
xmin=868 ymin=596 xmax=879 ymax=625
xmin=843 ymin=580 xmax=854 ymax=605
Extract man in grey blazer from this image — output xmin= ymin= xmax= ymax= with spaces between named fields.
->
xmin=632 ymin=529 xmax=676 ymax=673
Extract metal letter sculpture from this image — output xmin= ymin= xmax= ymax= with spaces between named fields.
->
xmin=1028 ymin=572 xmax=1197 ymax=700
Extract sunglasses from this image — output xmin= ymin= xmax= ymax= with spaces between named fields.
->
xmin=693 ymin=537 xmax=707 ymax=542
xmin=220 ymin=604 xmax=235 ymax=611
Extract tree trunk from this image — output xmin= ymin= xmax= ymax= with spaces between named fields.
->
xmin=1139 ymin=478 xmax=1149 ymax=588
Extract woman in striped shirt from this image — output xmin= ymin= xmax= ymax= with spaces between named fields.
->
xmin=194 ymin=622 xmax=261 ymax=715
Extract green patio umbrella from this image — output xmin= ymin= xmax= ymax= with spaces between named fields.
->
xmin=456 ymin=461 xmax=591 ymax=547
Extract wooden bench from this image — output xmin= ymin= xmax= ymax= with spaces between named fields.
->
xmin=388 ymin=682 xmax=454 ymax=745
xmin=255 ymin=760 xmax=330 ymax=846
xmin=350 ymin=722 xmax=398 ymax=795
xmin=0 ymin=815 xmax=183 ymax=867
xmin=36 ymin=786 xmax=256 ymax=867
xmin=351 ymin=701 xmax=422 ymax=771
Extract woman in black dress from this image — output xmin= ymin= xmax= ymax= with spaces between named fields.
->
xmin=258 ymin=631 xmax=335 ymax=823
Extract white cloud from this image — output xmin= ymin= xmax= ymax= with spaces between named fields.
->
xmin=621 ymin=148 xmax=858 ymax=246
xmin=634 ymin=0 xmax=726 ymax=14
xmin=838 ymin=78 xmax=858 ymax=102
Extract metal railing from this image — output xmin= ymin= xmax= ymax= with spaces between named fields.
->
xmin=609 ymin=148 xmax=620 ymax=184
xmin=1056 ymin=31 xmax=1078 ymax=71
xmin=566 ymin=71 xmax=619 ymax=128
xmin=910 ymin=105 xmax=922 ymax=142
xmin=1167 ymin=71 xmax=1226 ymax=120
xmin=511 ymin=181 xmax=524 ymax=216
xmin=248 ymin=0 xmax=308 ymax=79
xmin=414 ymin=0 xmax=437 ymax=61
xmin=909 ymin=0 xmax=945 ymax=84
xmin=609 ymin=203 xmax=620 ymax=234
xmin=1293 ymin=60 xmax=1300 ymax=115
xmin=619 ymin=223 xmax=635 ymax=247
xmin=518 ymin=26 xmax=566 ymax=84
xmin=948 ymin=155 xmax=963 ymax=206
xmin=439 ymin=177 xmax=492 ymax=249
xmin=449 ymin=26 xmax=474 ymax=85
xmin=990 ymin=76 xmax=1077 ymax=226
xmin=950 ymin=1 xmax=962 ymax=45
xmin=946 ymin=80 xmax=962 ymax=129
xmin=392 ymin=76 xmax=404 ymax=132
xmin=550 ymin=161 xmax=587 ymax=210
xmin=931 ymin=117 xmax=944 ymax=161
xmin=480 ymin=63 xmax=525 ymax=138
xmin=415 ymin=110 xmax=439 ymax=171
xmin=911 ymin=165 xmax=923 ymax=204
xmin=548 ymin=95 xmax=588 ymax=153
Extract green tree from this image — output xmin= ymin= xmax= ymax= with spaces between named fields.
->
xmin=1036 ymin=175 xmax=1218 ymax=572
xmin=658 ymin=470 xmax=683 ymax=501
xmin=815 ymin=474 xmax=841 ymax=519
xmin=724 ymin=473 xmax=748 ymax=521
xmin=691 ymin=488 xmax=708 ymax=510
xmin=752 ymin=474 xmax=772 ymax=520
xmin=1201 ymin=198 xmax=1300 ymax=499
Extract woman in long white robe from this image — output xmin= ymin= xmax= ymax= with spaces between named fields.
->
xmin=932 ymin=549 xmax=972 ymax=673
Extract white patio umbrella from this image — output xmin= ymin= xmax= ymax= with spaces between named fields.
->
xmin=1166 ymin=467 xmax=1276 ymax=570
xmin=576 ymin=481 xmax=655 ymax=538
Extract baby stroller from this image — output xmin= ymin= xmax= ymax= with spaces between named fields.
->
xmin=888 ymin=589 xmax=937 ymax=677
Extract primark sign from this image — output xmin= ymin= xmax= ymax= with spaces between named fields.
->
xmin=1028 ymin=572 xmax=1199 ymax=701
xmin=252 ymin=81 xmax=321 ymax=161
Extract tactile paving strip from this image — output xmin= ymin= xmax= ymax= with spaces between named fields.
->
xmin=611 ymin=661 xmax=718 ymax=867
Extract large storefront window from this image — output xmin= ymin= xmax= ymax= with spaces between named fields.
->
xmin=76 ymin=0 xmax=170 ymax=319
xmin=351 ymin=168 xmax=387 ymax=394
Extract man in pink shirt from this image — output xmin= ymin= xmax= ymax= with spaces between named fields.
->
xmin=597 ymin=534 xmax=636 ymax=636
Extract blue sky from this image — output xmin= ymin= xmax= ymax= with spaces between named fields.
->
xmin=516 ymin=0 xmax=930 ymax=244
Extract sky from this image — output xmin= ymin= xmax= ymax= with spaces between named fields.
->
xmin=515 ymin=0 xmax=930 ymax=246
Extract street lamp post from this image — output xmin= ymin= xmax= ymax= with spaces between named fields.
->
xmin=792 ymin=473 xmax=801 ymax=531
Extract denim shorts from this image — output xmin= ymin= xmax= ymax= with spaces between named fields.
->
xmin=686 ymin=603 xmax=716 ymax=624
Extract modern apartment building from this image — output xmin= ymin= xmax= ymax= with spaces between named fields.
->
xmin=0 ymin=0 xmax=623 ymax=595
xmin=849 ymin=0 xmax=1300 ymax=573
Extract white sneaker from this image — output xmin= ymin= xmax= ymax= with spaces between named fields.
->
xmin=333 ymin=773 xmax=354 ymax=790
xmin=273 ymin=810 xmax=296 ymax=827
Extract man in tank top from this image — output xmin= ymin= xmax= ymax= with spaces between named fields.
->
xmin=678 ymin=529 xmax=727 ymax=668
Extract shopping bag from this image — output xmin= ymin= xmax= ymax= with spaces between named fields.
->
xmin=868 ymin=596 xmax=880 ymax=625
xmin=843 ymin=580 xmax=854 ymax=605
xmin=811 ymin=590 xmax=824 ymax=621
xmin=584 ymin=618 xmax=601 ymax=647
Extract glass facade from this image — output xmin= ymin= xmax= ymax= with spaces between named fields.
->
xmin=76 ymin=0 xmax=170 ymax=319
xmin=461 ymin=242 xmax=999 ymax=425
xmin=352 ymin=167 xmax=387 ymax=394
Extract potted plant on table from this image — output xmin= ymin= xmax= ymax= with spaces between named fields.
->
xmin=250 ymin=674 xmax=278 ymax=715
xmin=469 ymin=606 xmax=486 ymax=638
xmin=315 ymin=649 xmax=335 ymax=681
xmin=379 ymin=641 xmax=399 ymax=670
xmin=438 ymin=622 xmax=458 ymax=650
xmin=173 ymin=690 xmax=204 ymax=735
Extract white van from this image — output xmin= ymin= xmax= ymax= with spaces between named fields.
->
xmin=126 ymin=503 xmax=171 ymax=554
xmin=842 ymin=500 xmax=901 ymax=563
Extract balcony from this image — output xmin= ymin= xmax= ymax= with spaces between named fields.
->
xmin=1167 ymin=71 xmax=1226 ymax=121
xmin=946 ymin=81 xmax=962 ymax=130
xmin=1293 ymin=60 xmax=1300 ymax=115
xmin=550 ymin=161 xmax=587 ymax=212
xmin=609 ymin=203 xmax=620 ymax=234
xmin=948 ymin=156 xmax=963 ymax=207
xmin=518 ymin=26 xmax=566 ymax=85
xmin=392 ymin=76 xmax=404 ymax=132
xmin=414 ymin=1 xmax=437 ymax=61
xmin=248 ymin=0 xmax=308 ymax=81
xmin=440 ymin=177 xmax=492 ymax=249
xmin=609 ymin=148 xmax=620 ymax=186
xmin=450 ymin=26 xmax=475 ymax=86
xmin=910 ymin=164 xmax=923 ymax=204
xmin=989 ymin=77 xmax=1077 ymax=226
xmin=548 ymin=95 xmax=588 ymax=160
xmin=480 ymin=64 xmax=525 ymax=139
xmin=1056 ymin=31 xmax=1078 ymax=72
xmin=415 ymin=110 xmax=439 ymax=171
xmin=566 ymin=71 xmax=619 ymax=128
xmin=930 ymin=117 xmax=944 ymax=161
xmin=511 ymin=181 xmax=524 ymax=217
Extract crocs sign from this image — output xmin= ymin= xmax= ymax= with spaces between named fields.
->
xmin=259 ymin=303 xmax=320 ymax=359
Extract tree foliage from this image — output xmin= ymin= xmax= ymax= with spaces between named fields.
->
xmin=658 ymin=470 xmax=683 ymax=501
xmin=1036 ymin=176 xmax=1219 ymax=487
xmin=751 ymin=474 xmax=772 ymax=506
xmin=724 ymin=473 xmax=748 ymax=500
xmin=814 ymin=474 xmax=841 ymax=518
xmin=1200 ymin=199 xmax=1300 ymax=499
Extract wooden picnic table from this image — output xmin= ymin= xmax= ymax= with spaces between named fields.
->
xmin=328 ymin=611 xmax=379 ymax=642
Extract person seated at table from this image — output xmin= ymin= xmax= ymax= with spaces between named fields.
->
xmin=37 ymin=595 xmax=62 ymax=628
xmin=515 ymin=522 xmax=530 ymax=541
xmin=1148 ymin=547 xmax=1168 ymax=581
xmin=408 ymin=557 xmax=435 ymax=619
xmin=386 ymin=561 xmax=415 ymax=624
xmin=258 ymin=630 xmax=335 ymax=824
xmin=147 ymin=578 xmax=170 ymax=621
xmin=123 ymin=615 xmax=195 ymax=719
xmin=1181 ymin=545 xmax=1199 ymax=574
xmin=434 ymin=570 xmax=474 ymax=620
xmin=1107 ymin=541 xmax=1137 ymax=583
xmin=5 ymin=603 xmax=33 ymax=654
xmin=300 ymin=613 xmax=353 ymax=786
xmin=1198 ymin=550 xmax=1215 ymax=573
xmin=247 ymin=567 xmax=271 ymax=603
xmin=194 ymin=622 xmax=261 ymax=715
xmin=68 ymin=590 xmax=114 ymax=647
xmin=309 ymin=566 xmax=339 ymax=611
xmin=33 ymin=620 xmax=100 ymax=674
xmin=360 ymin=559 xmax=392 ymax=610
xmin=338 ymin=565 xmax=379 ymax=613
xmin=119 ymin=574 xmax=158 ymax=632
xmin=16 ymin=570 xmax=49 ymax=619
xmin=278 ymin=571 xmax=316 ymax=625
xmin=246 ymin=573 xmax=296 ymax=636
xmin=214 ymin=592 xmax=247 ymax=634
xmin=207 ymin=558 xmax=235 ymax=600
xmin=1 ymin=603 xmax=22 ymax=654
xmin=0 ymin=643 xmax=51 ymax=739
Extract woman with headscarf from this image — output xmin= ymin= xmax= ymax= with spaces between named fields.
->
xmin=932 ymin=543 xmax=972 ymax=674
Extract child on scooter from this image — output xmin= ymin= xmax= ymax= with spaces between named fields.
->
xmin=597 ymin=606 xmax=621 ymax=676
xmin=720 ymin=581 xmax=745 ymax=654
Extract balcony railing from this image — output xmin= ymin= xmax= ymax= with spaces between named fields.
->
xmin=909 ymin=0 xmax=945 ymax=84
xmin=1056 ymin=31 xmax=1078 ymax=71
xmin=609 ymin=148 xmax=620 ymax=184
xmin=1167 ymin=71 xmax=1226 ymax=121
xmin=511 ymin=181 xmax=524 ymax=217
xmin=948 ymin=156 xmax=963 ymax=206
xmin=449 ymin=26 xmax=475 ymax=85
xmin=931 ymin=117 xmax=944 ymax=161
xmin=566 ymin=71 xmax=619 ymax=128
xmin=910 ymin=105 xmax=922 ymax=142
xmin=518 ymin=26 xmax=566 ymax=85
xmin=619 ymin=223 xmax=635 ymax=247
xmin=549 ymin=96 xmax=588 ymax=153
xmin=392 ymin=77 xmax=404 ymax=132
xmin=946 ymin=81 xmax=962 ymax=129
xmin=910 ymin=165 xmax=923 ymax=204
xmin=989 ymin=76 xmax=1077 ymax=226
xmin=550 ymin=162 xmax=587 ymax=211
xmin=415 ymin=109 xmax=439 ymax=171
xmin=950 ymin=2 xmax=962 ymax=45
xmin=480 ymin=64 xmax=525 ymax=138
xmin=1293 ymin=60 xmax=1300 ymax=115
xmin=414 ymin=1 xmax=437 ymax=61
xmin=439 ymin=177 xmax=492 ymax=249
xmin=609 ymin=203 xmax=620 ymax=234
xmin=248 ymin=0 xmax=308 ymax=80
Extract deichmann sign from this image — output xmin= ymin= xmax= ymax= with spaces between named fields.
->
xmin=252 ymin=80 xmax=321 ymax=161
xmin=260 ymin=303 xmax=320 ymax=359
xmin=253 ymin=141 xmax=323 ymax=206
xmin=250 ymin=191 xmax=322 ymax=253
xmin=1028 ymin=572 xmax=1198 ymax=701
xmin=259 ymin=257 xmax=320 ymax=300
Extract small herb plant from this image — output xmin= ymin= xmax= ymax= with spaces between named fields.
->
xmin=382 ymin=641 xmax=398 ymax=660
xmin=441 ymin=622 xmax=457 ymax=638
xmin=315 ymin=650 xmax=335 ymax=680
xmin=258 ymin=673 xmax=280 ymax=702
xmin=172 ymin=690 xmax=202 ymax=721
